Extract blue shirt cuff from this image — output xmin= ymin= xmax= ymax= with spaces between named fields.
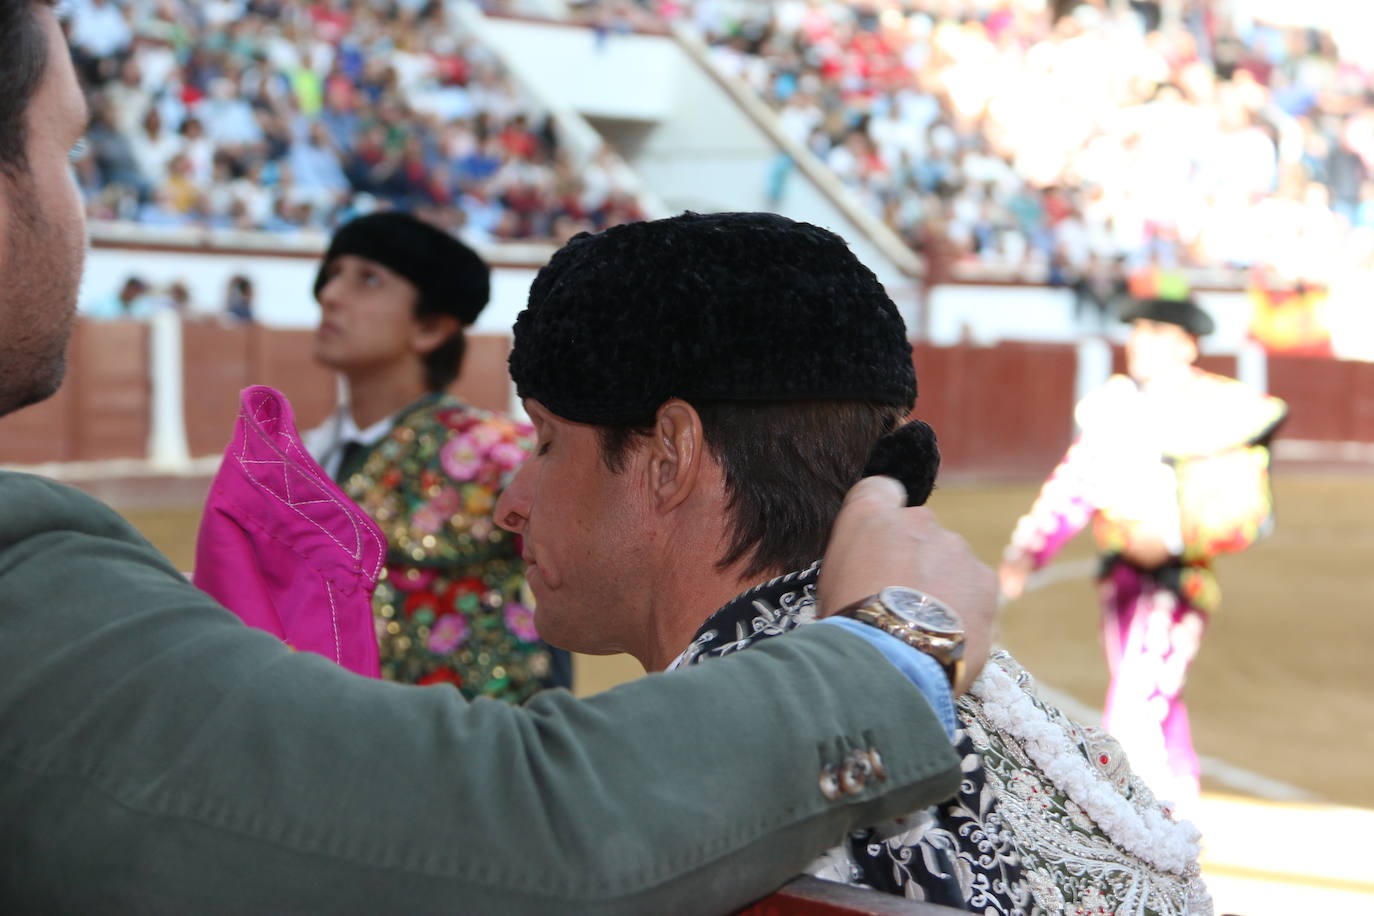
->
xmin=815 ymin=617 xmax=958 ymax=740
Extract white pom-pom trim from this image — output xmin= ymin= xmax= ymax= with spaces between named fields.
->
xmin=969 ymin=660 xmax=1202 ymax=875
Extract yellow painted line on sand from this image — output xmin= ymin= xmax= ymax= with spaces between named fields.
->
xmin=1203 ymin=862 xmax=1374 ymax=897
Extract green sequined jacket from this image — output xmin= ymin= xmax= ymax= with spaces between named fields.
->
xmin=340 ymin=395 xmax=554 ymax=701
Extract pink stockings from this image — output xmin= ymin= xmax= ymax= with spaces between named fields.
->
xmin=1099 ymin=563 xmax=1208 ymax=810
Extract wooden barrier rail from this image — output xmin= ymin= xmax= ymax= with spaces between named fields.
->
xmin=739 ymin=876 xmax=969 ymax=915
xmin=0 ymin=320 xmax=515 ymax=466
xmin=0 ymin=320 xmax=150 ymax=464
xmin=913 ymin=341 xmax=1077 ymax=478
xmin=4 ymin=321 xmax=1374 ymax=474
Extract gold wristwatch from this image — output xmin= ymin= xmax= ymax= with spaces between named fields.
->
xmin=836 ymin=587 xmax=966 ymax=688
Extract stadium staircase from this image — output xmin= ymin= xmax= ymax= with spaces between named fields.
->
xmin=453 ymin=1 xmax=925 ymax=331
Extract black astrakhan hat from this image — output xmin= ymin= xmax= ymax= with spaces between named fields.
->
xmin=509 ymin=211 xmax=916 ymax=425
xmin=1120 ymin=297 xmax=1215 ymax=337
xmin=314 ymin=212 xmax=490 ymax=325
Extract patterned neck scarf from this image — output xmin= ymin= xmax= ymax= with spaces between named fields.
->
xmin=667 ymin=563 xmax=821 ymax=671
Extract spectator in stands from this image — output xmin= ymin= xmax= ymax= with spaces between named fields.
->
xmin=101 ymin=57 xmax=147 ymax=137
xmin=197 ymin=76 xmax=264 ymax=149
xmin=67 ymin=0 xmax=131 ymax=60
xmin=224 ymin=274 xmax=256 ymax=323
xmin=230 ymin=159 xmax=274 ymax=225
xmin=164 ymin=278 xmax=193 ymax=315
xmin=287 ymin=120 xmax=350 ymax=207
xmin=82 ymin=96 xmax=142 ymax=195
xmin=84 ymin=275 xmax=152 ymax=320
xmin=177 ymin=117 xmax=215 ymax=185
xmin=127 ymin=107 xmax=179 ymax=193
xmin=161 ymin=153 xmax=200 ymax=215
xmin=302 ymin=211 xmax=572 ymax=699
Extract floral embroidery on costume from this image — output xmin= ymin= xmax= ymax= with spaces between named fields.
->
xmin=343 ymin=395 xmax=553 ymax=702
xmin=968 ymin=655 xmax=1210 ymax=915
xmin=670 ymin=564 xmax=1212 ymax=915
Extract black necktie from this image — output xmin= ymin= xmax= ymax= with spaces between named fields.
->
xmin=335 ymin=439 xmax=370 ymax=484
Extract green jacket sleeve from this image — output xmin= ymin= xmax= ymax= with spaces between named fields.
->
xmin=0 ymin=473 xmax=960 ymax=915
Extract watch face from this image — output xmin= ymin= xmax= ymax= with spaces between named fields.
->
xmin=881 ymin=587 xmax=962 ymax=634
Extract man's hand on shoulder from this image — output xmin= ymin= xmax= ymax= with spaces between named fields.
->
xmin=819 ymin=476 xmax=998 ymax=695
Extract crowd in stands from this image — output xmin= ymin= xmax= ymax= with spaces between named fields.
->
xmin=83 ymin=272 xmax=257 ymax=323
xmin=686 ymin=0 xmax=1374 ymax=286
xmin=66 ymin=0 xmax=646 ymax=244
xmin=67 ymin=0 xmax=1374 ymax=290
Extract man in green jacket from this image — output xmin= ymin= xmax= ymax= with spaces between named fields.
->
xmin=0 ymin=2 xmax=996 ymax=912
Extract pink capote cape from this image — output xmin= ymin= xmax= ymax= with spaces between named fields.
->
xmin=193 ymin=386 xmax=385 ymax=677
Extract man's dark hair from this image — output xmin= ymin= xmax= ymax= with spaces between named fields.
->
xmin=0 ymin=0 xmax=56 ymax=179
xmin=600 ymin=399 xmax=907 ymax=580
xmin=416 ymin=296 xmax=465 ymax=392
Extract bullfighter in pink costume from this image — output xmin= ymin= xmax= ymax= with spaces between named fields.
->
xmin=1000 ymin=298 xmax=1287 ymax=807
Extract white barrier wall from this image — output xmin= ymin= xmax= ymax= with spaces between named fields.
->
xmin=81 ymin=243 xmax=546 ymax=334
xmin=84 ymin=241 xmax=1268 ymax=352
xmin=926 ymin=284 xmax=1256 ymax=354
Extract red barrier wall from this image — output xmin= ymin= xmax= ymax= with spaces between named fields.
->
xmin=182 ymin=325 xmax=336 ymax=458
xmin=6 ymin=329 xmax=1374 ymax=472
xmin=183 ymin=322 xmax=254 ymax=459
xmin=1267 ymin=355 xmax=1374 ymax=442
xmin=0 ymin=374 xmax=78 ymax=466
xmin=183 ymin=326 xmax=515 ymax=458
xmin=0 ymin=321 xmax=150 ymax=464
xmin=915 ymin=341 xmax=1078 ymax=478
xmin=0 ymin=321 xmax=515 ymax=466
